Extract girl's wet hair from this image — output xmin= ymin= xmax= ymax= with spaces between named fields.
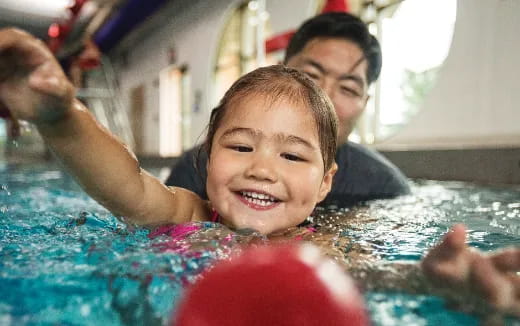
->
xmin=203 ymin=64 xmax=338 ymax=171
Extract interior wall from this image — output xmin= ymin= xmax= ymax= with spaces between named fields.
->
xmin=381 ymin=0 xmax=520 ymax=150
xmin=111 ymin=0 xmax=237 ymax=155
xmin=111 ymin=0 xmax=316 ymax=155
xmin=266 ymin=0 xmax=317 ymax=33
xmin=381 ymin=148 xmax=520 ymax=185
xmin=110 ymin=0 xmax=519 ymax=155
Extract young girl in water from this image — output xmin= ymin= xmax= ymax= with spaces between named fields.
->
xmin=0 ymin=28 xmax=519 ymax=318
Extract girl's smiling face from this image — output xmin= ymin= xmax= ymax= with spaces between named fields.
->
xmin=206 ymin=95 xmax=337 ymax=234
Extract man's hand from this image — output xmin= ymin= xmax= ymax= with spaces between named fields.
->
xmin=0 ymin=28 xmax=75 ymax=124
xmin=422 ymin=224 xmax=520 ymax=317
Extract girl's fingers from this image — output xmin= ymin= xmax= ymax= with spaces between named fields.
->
xmin=421 ymin=232 xmax=472 ymax=284
xmin=28 ymin=61 xmax=74 ymax=100
xmin=0 ymin=28 xmax=57 ymax=89
xmin=0 ymin=28 xmax=73 ymax=122
xmin=446 ymin=224 xmax=467 ymax=249
xmin=422 ymin=224 xmax=467 ymax=270
xmin=471 ymin=254 xmax=516 ymax=312
xmin=0 ymin=28 xmax=52 ymax=65
xmin=488 ymin=248 xmax=520 ymax=272
xmin=434 ymin=224 xmax=467 ymax=254
xmin=505 ymin=274 xmax=520 ymax=317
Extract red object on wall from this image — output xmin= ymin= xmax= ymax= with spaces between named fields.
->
xmin=69 ymin=0 xmax=87 ymax=15
xmin=265 ymin=31 xmax=295 ymax=53
xmin=77 ymin=39 xmax=101 ymax=70
xmin=47 ymin=0 xmax=88 ymax=53
xmin=322 ymin=0 xmax=349 ymax=13
xmin=172 ymin=244 xmax=369 ymax=326
xmin=48 ymin=23 xmax=61 ymax=38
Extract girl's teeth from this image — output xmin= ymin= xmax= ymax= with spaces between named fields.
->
xmin=252 ymin=198 xmax=269 ymax=206
xmin=239 ymin=192 xmax=278 ymax=206
xmin=242 ymin=191 xmax=276 ymax=202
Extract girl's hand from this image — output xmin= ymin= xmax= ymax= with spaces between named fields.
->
xmin=0 ymin=28 xmax=75 ymax=124
xmin=422 ymin=224 xmax=520 ymax=317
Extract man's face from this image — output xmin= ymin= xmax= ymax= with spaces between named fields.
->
xmin=286 ymin=37 xmax=369 ymax=143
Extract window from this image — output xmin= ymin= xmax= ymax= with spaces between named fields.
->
xmin=354 ymin=0 xmax=457 ymax=144
xmin=213 ymin=1 xmax=275 ymax=102
xmin=159 ymin=65 xmax=191 ymax=156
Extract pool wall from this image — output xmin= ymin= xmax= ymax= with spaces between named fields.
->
xmin=381 ymin=147 xmax=520 ymax=185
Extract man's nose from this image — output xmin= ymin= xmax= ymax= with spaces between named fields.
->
xmin=244 ymin=152 xmax=278 ymax=183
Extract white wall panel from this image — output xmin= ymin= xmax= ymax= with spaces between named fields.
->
xmin=382 ymin=0 xmax=520 ymax=150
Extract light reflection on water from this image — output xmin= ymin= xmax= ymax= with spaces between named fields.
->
xmin=325 ymin=180 xmax=519 ymax=257
xmin=0 ymin=164 xmax=519 ymax=325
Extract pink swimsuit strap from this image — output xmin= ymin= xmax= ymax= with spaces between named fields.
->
xmin=305 ymin=226 xmax=317 ymax=233
xmin=210 ymin=209 xmax=220 ymax=223
xmin=293 ymin=226 xmax=317 ymax=241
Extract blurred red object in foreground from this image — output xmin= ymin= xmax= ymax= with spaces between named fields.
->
xmin=172 ymin=243 xmax=369 ymax=326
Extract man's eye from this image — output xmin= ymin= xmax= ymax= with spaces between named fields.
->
xmin=304 ymin=71 xmax=320 ymax=80
xmin=340 ymin=86 xmax=361 ymax=97
xmin=230 ymin=145 xmax=252 ymax=152
xmin=281 ymin=153 xmax=304 ymax=162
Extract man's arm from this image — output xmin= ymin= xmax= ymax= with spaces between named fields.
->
xmin=323 ymin=143 xmax=409 ymax=206
xmin=379 ymin=169 xmax=410 ymax=196
xmin=165 ymin=145 xmax=208 ymax=200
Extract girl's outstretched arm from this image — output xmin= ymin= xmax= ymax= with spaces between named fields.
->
xmin=421 ymin=224 xmax=520 ymax=317
xmin=0 ymin=28 xmax=208 ymax=226
xmin=346 ymin=224 xmax=520 ymax=319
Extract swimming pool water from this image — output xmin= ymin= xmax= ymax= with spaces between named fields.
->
xmin=1 ymin=163 xmax=519 ymax=325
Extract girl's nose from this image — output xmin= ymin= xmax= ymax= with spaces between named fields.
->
xmin=244 ymin=153 xmax=278 ymax=182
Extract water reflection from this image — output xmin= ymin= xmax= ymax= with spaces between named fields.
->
xmin=1 ymin=164 xmax=519 ymax=325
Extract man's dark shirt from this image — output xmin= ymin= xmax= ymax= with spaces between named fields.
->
xmin=164 ymin=142 xmax=410 ymax=207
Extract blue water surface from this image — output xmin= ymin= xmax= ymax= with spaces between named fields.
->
xmin=1 ymin=163 xmax=519 ymax=325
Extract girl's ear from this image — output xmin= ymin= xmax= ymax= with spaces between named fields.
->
xmin=317 ymin=162 xmax=337 ymax=202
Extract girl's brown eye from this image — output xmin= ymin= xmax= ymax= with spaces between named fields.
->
xmin=281 ymin=153 xmax=304 ymax=162
xmin=231 ymin=146 xmax=252 ymax=152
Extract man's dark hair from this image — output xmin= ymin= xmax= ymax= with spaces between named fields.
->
xmin=284 ymin=12 xmax=382 ymax=85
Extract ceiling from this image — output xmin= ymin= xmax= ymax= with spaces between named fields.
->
xmin=0 ymin=0 xmax=113 ymax=40
xmin=0 ymin=0 xmax=383 ymax=58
